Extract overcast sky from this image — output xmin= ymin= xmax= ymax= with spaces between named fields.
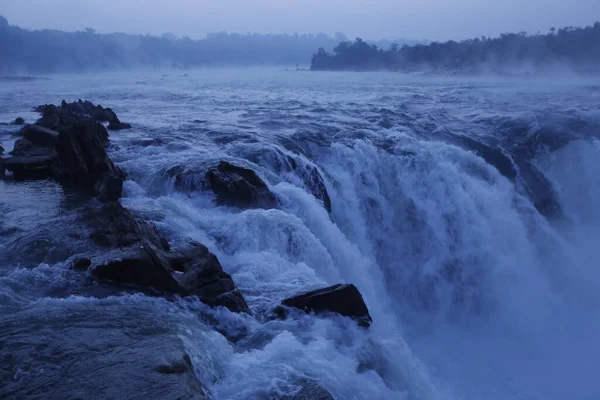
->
xmin=1 ymin=0 xmax=598 ymax=41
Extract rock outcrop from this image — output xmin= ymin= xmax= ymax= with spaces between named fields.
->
xmin=60 ymin=99 xmax=132 ymax=130
xmin=85 ymin=203 xmax=250 ymax=314
xmin=276 ymin=284 xmax=372 ymax=328
xmin=1 ymin=102 xmax=125 ymax=201
xmin=204 ymin=161 xmax=278 ymax=209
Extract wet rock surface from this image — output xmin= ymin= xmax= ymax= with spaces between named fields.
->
xmin=1 ymin=101 xmax=125 ymax=201
xmin=204 ymin=161 xmax=278 ymax=209
xmin=85 ymin=203 xmax=250 ymax=314
xmin=277 ymin=284 xmax=372 ymax=328
xmin=286 ymin=381 xmax=335 ymax=400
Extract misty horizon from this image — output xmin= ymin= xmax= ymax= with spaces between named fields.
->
xmin=2 ymin=0 xmax=599 ymax=42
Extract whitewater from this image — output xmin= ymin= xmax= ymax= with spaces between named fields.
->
xmin=1 ymin=69 xmax=599 ymax=400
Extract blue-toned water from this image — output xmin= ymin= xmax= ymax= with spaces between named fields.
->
xmin=1 ymin=70 xmax=599 ymax=399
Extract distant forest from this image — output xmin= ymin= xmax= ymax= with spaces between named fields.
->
xmin=0 ymin=16 xmax=419 ymax=73
xmin=311 ymin=22 xmax=600 ymax=73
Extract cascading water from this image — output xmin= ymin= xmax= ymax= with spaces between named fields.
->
xmin=1 ymin=70 xmax=599 ymax=400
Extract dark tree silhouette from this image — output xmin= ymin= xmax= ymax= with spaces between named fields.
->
xmin=310 ymin=23 xmax=600 ymax=73
xmin=0 ymin=16 xmax=418 ymax=73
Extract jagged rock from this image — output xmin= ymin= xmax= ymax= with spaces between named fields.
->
xmin=204 ymin=161 xmax=278 ymax=209
xmin=21 ymin=124 xmax=59 ymax=147
xmin=53 ymin=118 xmax=124 ymax=201
xmin=12 ymin=117 xmax=25 ymax=125
xmin=39 ymin=100 xmax=132 ymax=131
xmin=169 ymin=239 xmax=251 ymax=313
xmin=107 ymin=110 xmax=132 ymax=131
xmin=289 ymin=157 xmax=332 ymax=214
xmin=277 ymin=284 xmax=372 ymax=327
xmin=85 ymin=203 xmax=168 ymax=250
xmin=87 ymin=203 xmax=250 ymax=314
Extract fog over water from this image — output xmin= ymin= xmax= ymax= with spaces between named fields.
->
xmin=2 ymin=0 xmax=599 ymax=40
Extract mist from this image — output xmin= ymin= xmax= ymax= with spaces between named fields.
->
xmin=2 ymin=0 xmax=599 ymax=41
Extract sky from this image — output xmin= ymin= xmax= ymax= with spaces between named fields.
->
xmin=1 ymin=0 xmax=598 ymax=41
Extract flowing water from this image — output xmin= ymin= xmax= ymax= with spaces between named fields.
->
xmin=1 ymin=69 xmax=599 ymax=400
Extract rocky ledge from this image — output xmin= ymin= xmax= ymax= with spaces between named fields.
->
xmin=78 ymin=202 xmax=250 ymax=314
xmin=1 ymin=101 xmax=127 ymax=201
xmin=3 ymin=100 xmax=372 ymax=329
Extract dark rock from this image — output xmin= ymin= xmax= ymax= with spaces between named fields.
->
xmin=27 ymin=101 xmax=124 ymax=200
xmin=12 ymin=117 xmax=25 ymax=125
xmin=279 ymin=284 xmax=372 ymax=327
xmin=155 ymin=355 xmax=192 ymax=375
xmin=108 ymin=120 xmax=132 ymax=131
xmin=92 ymin=245 xmax=181 ymax=293
xmin=21 ymin=124 xmax=59 ymax=147
xmin=0 ymin=153 xmax=57 ymax=171
xmin=37 ymin=100 xmax=131 ymax=131
xmin=288 ymin=382 xmax=334 ymax=400
xmin=54 ymin=118 xmax=124 ymax=201
xmin=95 ymin=173 xmax=125 ymax=203
xmin=168 ymin=240 xmax=251 ymax=314
xmin=296 ymin=160 xmax=332 ymax=214
xmin=204 ymin=161 xmax=278 ymax=209
xmin=70 ymin=257 xmax=92 ymax=271
xmin=86 ymin=203 xmax=168 ymax=250
xmin=86 ymin=203 xmax=250 ymax=314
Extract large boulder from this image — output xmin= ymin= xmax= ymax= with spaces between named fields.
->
xmin=278 ymin=284 xmax=372 ymax=328
xmin=92 ymin=245 xmax=181 ymax=293
xmin=169 ymin=240 xmax=250 ymax=313
xmin=53 ymin=118 xmax=124 ymax=201
xmin=12 ymin=117 xmax=25 ymax=126
xmin=86 ymin=203 xmax=250 ymax=314
xmin=204 ymin=161 xmax=278 ymax=209
xmin=19 ymin=101 xmax=125 ymax=201
xmin=60 ymin=100 xmax=132 ymax=130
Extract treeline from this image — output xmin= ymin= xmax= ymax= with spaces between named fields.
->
xmin=0 ymin=16 xmax=418 ymax=73
xmin=311 ymin=22 xmax=600 ymax=73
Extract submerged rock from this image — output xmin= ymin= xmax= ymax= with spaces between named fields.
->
xmin=246 ymin=148 xmax=332 ymax=213
xmin=289 ymin=157 xmax=332 ymax=214
xmin=70 ymin=257 xmax=92 ymax=271
xmin=288 ymin=382 xmax=334 ymax=400
xmin=277 ymin=284 xmax=372 ymax=328
xmin=204 ymin=161 xmax=278 ymax=209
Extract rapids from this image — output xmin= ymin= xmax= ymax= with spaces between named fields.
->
xmin=1 ymin=70 xmax=599 ymax=400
